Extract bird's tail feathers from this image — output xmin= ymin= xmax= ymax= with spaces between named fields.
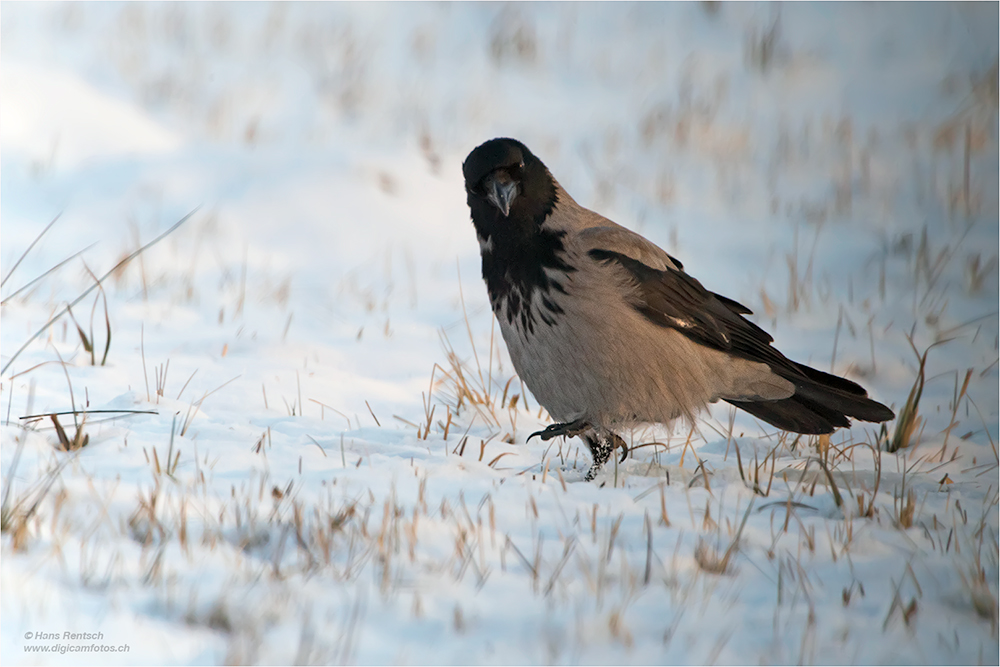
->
xmin=727 ymin=362 xmax=894 ymax=435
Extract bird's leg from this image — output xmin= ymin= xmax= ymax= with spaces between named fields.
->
xmin=583 ymin=431 xmax=629 ymax=481
xmin=527 ymin=418 xmax=591 ymax=442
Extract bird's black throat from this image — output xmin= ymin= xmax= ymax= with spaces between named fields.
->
xmin=469 ymin=186 xmax=574 ymax=335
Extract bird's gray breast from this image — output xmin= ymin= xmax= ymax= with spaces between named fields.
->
xmin=490 ymin=263 xmax=629 ymax=424
xmin=494 ymin=281 xmax=577 ymax=420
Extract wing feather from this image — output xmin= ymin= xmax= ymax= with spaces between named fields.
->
xmin=586 ymin=247 xmax=772 ymax=356
xmin=576 ymin=226 xmax=683 ymax=271
xmin=576 ymin=225 xmax=892 ymax=427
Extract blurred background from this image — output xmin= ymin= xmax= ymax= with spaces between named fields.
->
xmin=1 ymin=4 xmax=998 ymax=664
xmin=3 ymin=0 xmax=999 ymax=444
xmin=3 ymin=1 xmax=997 ymax=403
xmin=5 ymin=3 xmax=997 ymax=214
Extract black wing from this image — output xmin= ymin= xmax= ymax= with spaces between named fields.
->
xmin=588 ymin=248 xmax=777 ymax=362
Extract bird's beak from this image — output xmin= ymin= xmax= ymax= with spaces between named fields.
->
xmin=486 ymin=174 xmax=518 ymax=217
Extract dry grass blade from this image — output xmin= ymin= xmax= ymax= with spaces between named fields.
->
xmin=365 ymin=400 xmax=381 ymax=427
xmin=695 ymin=500 xmax=754 ymax=574
xmin=965 ymin=396 xmax=998 ymax=467
xmin=693 ymin=540 xmax=725 ymax=574
xmin=643 ymin=512 xmax=653 ymax=585
xmin=456 ymin=262 xmax=488 ymax=398
xmin=940 ymin=368 xmax=973 ymax=461
xmin=101 ymin=295 xmax=113 ymax=366
xmin=165 ymin=414 xmax=180 ymax=477
xmin=65 ymin=303 xmax=94 ymax=363
xmin=1 ymin=444 xmax=75 ymax=546
xmin=180 ymin=374 xmax=241 ymax=436
xmin=487 ymin=452 xmax=514 ymax=468
xmin=50 ymin=414 xmax=90 ymax=451
xmin=812 ymin=456 xmax=843 ymax=508
xmin=756 ymin=500 xmax=817 ymax=512
xmin=887 ymin=334 xmax=950 ymax=453
xmin=50 ymin=414 xmax=72 ymax=450
xmin=2 ymin=244 xmax=98 ymax=305
xmin=1 ymin=214 xmax=60 ymax=289
xmin=505 ymin=535 xmax=537 ymax=580
xmin=305 ymin=435 xmax=328 ymax=457
xmin=606 ymin=513 xmax=624 ymax=563
xmin=2 ymin=207 xmax=200 ymax=376
xmin=734 ymin=440 xmax=746 ymax=482
xmin=0 ymin=434 xmax=27 ymax=528
xmin=858 ymin=444 xmax=883 ymax=518
xmin=720 ymin=499 xmax=755 ymax=568
xmin=888 ymin=379 xmax=923 ymax=454
xmin=20 ymin=409 xmax=158 ymax=420
xmin=50 ymin=345 xmax=81 ymax=435
xmin=435 ymin=332 xmax=502 ymax=428
xmin=543 ymin=537 xmax=577 ymax=596
xmin=81 ymin=261 xmax=113 ymax=366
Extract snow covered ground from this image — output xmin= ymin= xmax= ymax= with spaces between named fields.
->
xmin=1 ymin=3 xmax=997 ymax=664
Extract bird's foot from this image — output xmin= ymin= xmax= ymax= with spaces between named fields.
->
xmin=583 ymin=432 xmax=629 ymax=481
xmin=527 ymin=418 xmax=591 ymax=442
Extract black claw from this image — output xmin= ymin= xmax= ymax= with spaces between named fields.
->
xmin=608 ymin=432 xmax=629 ymax=463
xmin=527 ymin=419 xmax=590 ymax=442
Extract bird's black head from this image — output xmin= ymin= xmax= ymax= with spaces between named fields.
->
xmin=462 ymin=138 xmax=573 ymax=332
xmin=463 ymin=138 xmax=557 ymax=239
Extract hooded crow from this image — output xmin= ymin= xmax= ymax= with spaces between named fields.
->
xmin=463 ymin=137 xmax=895 ymax=481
